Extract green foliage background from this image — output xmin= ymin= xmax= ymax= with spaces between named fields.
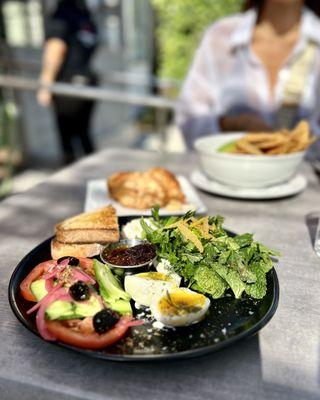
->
xmin=151 ymin=0 xmax=242 ymax=80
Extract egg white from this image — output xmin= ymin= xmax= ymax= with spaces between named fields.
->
xmin=124 ymin=272 xmax=177 ymax=307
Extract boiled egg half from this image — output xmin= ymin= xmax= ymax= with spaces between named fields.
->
xmin=150 ymin=288 xmax=210 ymax=327
xmin=124 ymin=272 xmax=177 ymax=307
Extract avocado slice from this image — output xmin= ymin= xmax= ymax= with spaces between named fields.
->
xmin=94 ymin=260 xmax=132 ymax=315
xmin=103 ymin=294 xmax=132 ymax=315
xmin=30 ymin=279 xmax=48 ymax=301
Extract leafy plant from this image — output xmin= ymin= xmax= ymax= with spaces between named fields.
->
xmin=151 ymin=0 xmax=242 ymax=81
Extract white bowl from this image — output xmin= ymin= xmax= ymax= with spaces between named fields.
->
xmin=194 ymin=133 xmax=305 ymax=188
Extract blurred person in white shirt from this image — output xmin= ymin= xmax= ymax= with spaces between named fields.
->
xmin=176 ymin=0 xmax=320 ymax=148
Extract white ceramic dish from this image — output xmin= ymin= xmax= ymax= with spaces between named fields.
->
xmin=84 ymin=176 xmax=207 ymax=216
xmin=190 ymin=169 xmax=307 ymax=200
xmin=194 ymin=133 xmax=305 ymax=188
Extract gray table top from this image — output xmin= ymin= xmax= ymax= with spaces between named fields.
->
xmin=1 ymin=148 xmax=320 ymax=400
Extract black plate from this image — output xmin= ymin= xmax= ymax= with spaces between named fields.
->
xmin=8 ymin=217 xmax=279 ymax=362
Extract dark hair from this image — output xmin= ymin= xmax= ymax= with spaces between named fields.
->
xmin=58 ymin=0 xmax=90 ymax=12
xmin=243 ymin=0 xmax=320 ymax=17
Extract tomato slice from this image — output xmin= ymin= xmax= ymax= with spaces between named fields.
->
xmin=78 ymin=258 xmax=94 ymax=277
xmin=45 ymin=316 xmax=140 ymax=350
xmin=20 ymin=258 xmax=94 ymax=302
xmin=20 ymin=260 xmax=56 ymax=302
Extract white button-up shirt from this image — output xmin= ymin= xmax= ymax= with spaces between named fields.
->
xmin=175 ymin=7 xmax=320 ymax=147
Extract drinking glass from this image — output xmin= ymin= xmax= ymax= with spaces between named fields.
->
xmin=315 ymin=215 xmax=320 ymax=258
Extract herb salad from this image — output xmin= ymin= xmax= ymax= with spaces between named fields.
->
xmin=141 ymin=208 xmax=279 ymax=300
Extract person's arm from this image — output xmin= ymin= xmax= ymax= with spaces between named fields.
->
xmin=37 ymin=38 xmax=68 ymax=107
xmin=219 ymin=113 xmax=271 ymax=132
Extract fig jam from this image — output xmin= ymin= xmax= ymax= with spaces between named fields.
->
xmin=104 ymin=243 xmax=156 ymax=266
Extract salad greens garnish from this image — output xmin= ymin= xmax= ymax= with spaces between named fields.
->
xmin=141 ymin=207 xmax=280 ymax=300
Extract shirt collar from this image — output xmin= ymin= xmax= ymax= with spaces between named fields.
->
xmin=230 ymin=7 xmax=320 ymax=50
xmin=230 ymin=8 xmax=257 ymax=49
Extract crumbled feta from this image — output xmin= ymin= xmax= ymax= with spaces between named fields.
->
xmin=156 ymin=259 xmax=181 ymax=286
xmin=152 ymin=321 xmax=165 ymax=330
xmin=121 ymin=218 xmax=157 ymax=240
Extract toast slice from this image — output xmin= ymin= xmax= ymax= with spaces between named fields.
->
xmin=55 ymin=205 xmax=119 ymax=244
xmin=51 ymin=239 xmax=102 ymax=260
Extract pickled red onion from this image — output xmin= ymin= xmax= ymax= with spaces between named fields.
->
xmin=119 ymin=316 xmax=144 ymax=328
xmin=72 ymin=269 xmax=96 ymax=285
xmin=45 ymin=278 xmax=55 ymax=292
xmin=35 ymin=288 xmax=73 ymax=341
xmin=27 ymin=282 xmax=63 ymax=314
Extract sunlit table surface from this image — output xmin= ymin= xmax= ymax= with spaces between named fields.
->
xmin=0 ymin=148 xmax=320 ymax=400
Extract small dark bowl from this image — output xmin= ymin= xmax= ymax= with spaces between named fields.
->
xmin=100 ymin=239 xmax=156 ymax=276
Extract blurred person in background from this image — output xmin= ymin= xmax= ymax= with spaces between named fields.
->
xmin=37 ymin=0 xmax=99 ymax=164
xmin=176 ymin=0 xmax=320 ymax=148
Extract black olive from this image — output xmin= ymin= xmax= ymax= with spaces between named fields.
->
xmin=57 ymin=256 xmax=69 ymax=263
xmin=57 ymin=256 xmax=79 ymax=266
xmin=69 ymin=281 xmax=90 ymax=301
xmin=93 ymin=309 xmax=120 ymax=334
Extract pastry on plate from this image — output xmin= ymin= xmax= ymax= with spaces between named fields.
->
xmin=107 ymin=167 xmax=185 ymax=210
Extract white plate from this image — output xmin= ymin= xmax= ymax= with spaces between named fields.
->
xmin=190 ymin=170 xmax=307 ymax=200
xmin=84 ymin=176 xmax=207 ymax=216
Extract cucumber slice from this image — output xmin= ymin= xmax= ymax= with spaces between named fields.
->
xmin=45 ymin=297 xmax=102 ymax=320
xmin=30 ymin=279 xmax=48 ymax=301
xmin=45 ymin=300 xmax=77 ymax=320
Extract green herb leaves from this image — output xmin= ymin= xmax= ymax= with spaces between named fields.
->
xmin=143 ymin=209 xmax=279 ymax=300
xmin=194 ymin=265 xmax=227 ymax=298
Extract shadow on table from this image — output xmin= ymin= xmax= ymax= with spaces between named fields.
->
xmin=0 ymin=182 xmax=85 ymax=243
xmin=12 ymin=331 xmax=317 ymax=400
xmin=15 ymin=332 xmax=261 ymax=399
xmin=2 ymin=291 xmax=318 ymax=400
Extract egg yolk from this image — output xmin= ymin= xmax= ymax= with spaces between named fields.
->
xmin=138 ymin=272 xmax=172 ymax=282
xmin=158 ymin=291 xmax=206 ymax=316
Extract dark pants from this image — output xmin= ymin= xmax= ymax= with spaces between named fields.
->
xmin=53 ymin=94 xmax=95 ymax=164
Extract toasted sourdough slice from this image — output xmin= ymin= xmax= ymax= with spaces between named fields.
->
xmin=51 ymin=239 xmax=102 ymax=260
xmin=55 ymin=205 xmax=119 ymax=244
